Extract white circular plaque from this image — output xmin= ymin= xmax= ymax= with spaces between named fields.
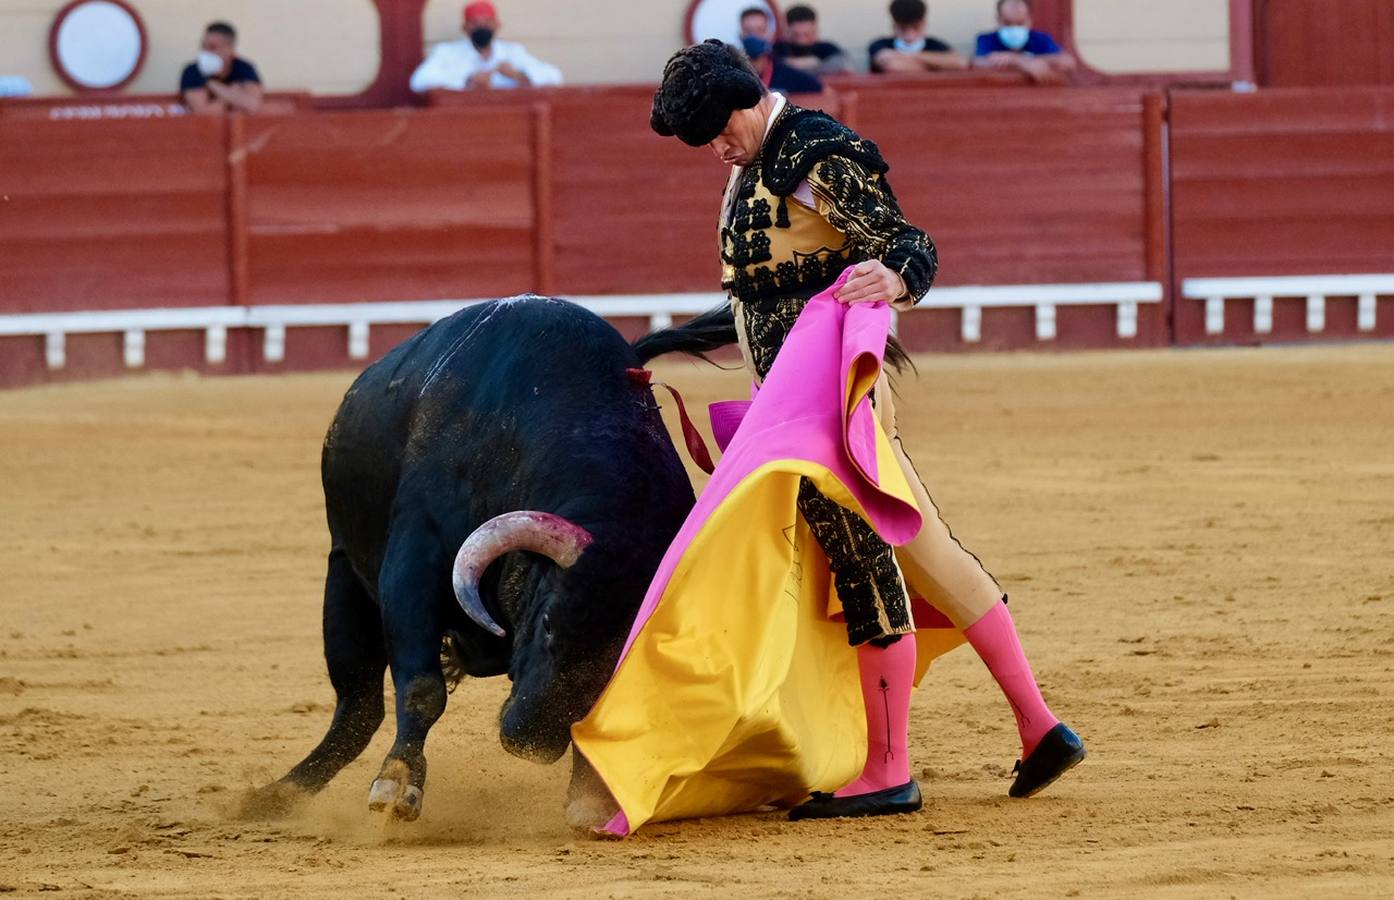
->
xmin=52 ymin=0 xmax=147 ymax=91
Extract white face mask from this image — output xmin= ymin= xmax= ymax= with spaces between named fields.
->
xmin=893 ymin=36 xmax=927 ymax=53
xmin=997 ymin=25 xmax=1030 ymax=51
xmin=197 ymin=50 xmax=224 ymax=77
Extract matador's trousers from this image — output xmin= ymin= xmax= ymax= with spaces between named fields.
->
xmin=733 ymin=296 xmax=1004 ymax=645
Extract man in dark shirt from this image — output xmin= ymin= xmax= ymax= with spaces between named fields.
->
xmin=973 ymin=0 xmax=1075 ymax=83
xmin=180 ymin=21 xmax=263 ymax=114
xmin=743 ymin=36 xmax=822 ymax=95
xmin=773 ymin=5 xmax=853 ymax=76
xmin=869 ymin=0 xmax=968 ymax=74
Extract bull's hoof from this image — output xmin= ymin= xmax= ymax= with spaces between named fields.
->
xmin=238 ymin=780 xmax=308 ymax=820
xmin=368 ymin=778 xmax=423 ymax=821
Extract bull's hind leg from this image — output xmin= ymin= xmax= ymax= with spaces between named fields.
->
xmin=367 ymin=526 xmax=449 ymax=822
xmin=244 ymin=546 xmax=387 ymax=817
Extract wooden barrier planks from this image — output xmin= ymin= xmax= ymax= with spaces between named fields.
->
xmin=1169 ymin=87 xmax=1394 ymax=343
xmin=240 ymin=107 xmax=536 ymax=305
xmin=544 ymin=88 xmax=725 ymax=295
xmin=855 ymin=86 xmax=1161 ymax=347
xmin=1259 ymin=0 xmax=1394 ymax=88
xmin=0 ymin=116 xmax=230 ymax=313
xmin=854 ymin=87 xmax=1152 ymax=288
xmin=13 ymin=83 xmax=1394 ymax=386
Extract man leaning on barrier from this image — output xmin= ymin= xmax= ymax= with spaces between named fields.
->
xmin=973 ymin=0 xmax=1076 ymax=84
xmin=180 ymin=21 xmax=263 ymax=115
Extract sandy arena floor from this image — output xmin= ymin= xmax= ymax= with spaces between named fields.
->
xmin=1 ymin=343 xmax=1392 ymax=898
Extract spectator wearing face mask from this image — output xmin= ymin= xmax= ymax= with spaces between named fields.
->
xmin=974 ymin=0 xmax=1075 ymax=83
xmin=773 ymin=5 xmax=854 ymax=76
xmin=410 ymin=1 xmax=563 ymax=93
xmin=869 ymin=0 xmax=968 ymax=74
xmin=742 ymin=35 xmax=822 ymax=95
xmin=739 ymin=6 xmax=774 ymax=41
xmin=180 ymin=21 xmax=262 ymax=114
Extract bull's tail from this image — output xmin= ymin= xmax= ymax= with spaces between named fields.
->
xmin=632 ymin=304 xmax=739 ymax=366
xmin=631 ymin=301 xmax=914 ymax=374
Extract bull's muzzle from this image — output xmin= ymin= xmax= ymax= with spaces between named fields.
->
xmin=451 ymin=511 xmax=593 ymax=637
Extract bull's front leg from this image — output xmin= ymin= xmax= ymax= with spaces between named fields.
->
xmin=369 ymin=530 xmax=450 ymax=822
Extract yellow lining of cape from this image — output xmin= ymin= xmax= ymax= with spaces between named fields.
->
xmin=571 ymin=417 xmax=963 ymax=831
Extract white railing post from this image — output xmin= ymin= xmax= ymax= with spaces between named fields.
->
xmin=1034 ymin=304 xmax=1057 ymax=340
xmin=1253 ymin=295 xmax=1273 ymax=334
xmin=1306 ymin=294 xmax=1325 ymax=333
xmin=205 ymin=325 xmax=227 ymax=365
xmin=122 ymin=330 xmax=145 ymax=368
xmin=1116 ymin=301 xmax=1138 ymax=339
xmin=1205 ymin=297 xmax=1225 ymax=335
xmin=263 ymin=323 xmax=286 ymax=363
xmin=45 ymin=332 xmax=66 ymax=371
xmin=1357 ymin=293 xmax=1377 ymax=332
xmin=348 ymin=321 xmax=370 ymax=360
xmin=961 ymin=305 xmax=982 ymax=343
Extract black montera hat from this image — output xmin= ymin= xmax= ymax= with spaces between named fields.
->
xmin=651 ymin=39 xmax=766 ymax=147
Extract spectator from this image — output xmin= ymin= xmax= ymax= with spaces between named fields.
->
xmin=773 ymin=5 xmax=854 ymax=76
xmin=869 ymin=0 xmax=967 ymax=74
xmin=974 ymin=0 xmax=1075 ymax=83
xmin=739 ymin=6 xmax=774 ymax=40
xmin=180 ymin=22 xmax=262 ymax=114
xmin=410 ymin=1 xmax=562 ymax=92
xmin=0 ymin=76 xmax=33 ymax=98
xmin=742 ymin=35 xmax=822 ymax=95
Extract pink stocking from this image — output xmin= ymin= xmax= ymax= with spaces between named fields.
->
xmin=836 ymin=635 xmax=916 ymax=797
xmin=964 ymin=601 xmax=1059 ymax=758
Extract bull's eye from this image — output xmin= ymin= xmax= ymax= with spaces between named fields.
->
xmin=541 ymin=612 xmax=554 ymax=638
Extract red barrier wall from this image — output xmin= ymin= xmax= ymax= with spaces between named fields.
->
xmin=545 ymin=88 xmax=726 ymax=295
xmin=1169 ymin=87 xmax=1394 ymax=344
xmin=0 ymin=116 xmax=230 ymax=314
xmin=8 ymin=83 xmax=1393 ymax=388
xmin=1258 ymin=0 xmax=1394 ymax=87
xmin=855 ymin=86 xmax=1167 ymax=350
xmin=242 ymin=107 xmax=536 ymax=306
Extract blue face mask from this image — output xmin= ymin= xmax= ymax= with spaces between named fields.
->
xmin=893 ymin=36 xmax=927 ymax=53
xmin=997 ymin=25 xmax=1030 ymax=51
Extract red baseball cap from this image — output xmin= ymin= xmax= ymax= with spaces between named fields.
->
xmin=463 ymin=1 xmax=497 ymax=20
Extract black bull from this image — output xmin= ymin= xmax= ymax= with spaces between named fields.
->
xmin=247 ymin=296 xmax=736 ymax=822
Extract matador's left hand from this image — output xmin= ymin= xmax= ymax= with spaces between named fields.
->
xmin=833 ymin=259 xmax=907 ymax=305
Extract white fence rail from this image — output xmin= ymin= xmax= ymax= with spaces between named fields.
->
xmin=0 ymin=282 xmax=1163 ymax=372
xmin=1182 ymin=274 xmax=1392 ymax=337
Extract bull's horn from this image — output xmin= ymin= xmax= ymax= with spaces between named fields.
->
xmin=451 ymin=511 xmax=594 ymax=637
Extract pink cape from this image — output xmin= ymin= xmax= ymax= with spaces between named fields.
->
xmin=571 ymin=269 xmax=958 ymax=835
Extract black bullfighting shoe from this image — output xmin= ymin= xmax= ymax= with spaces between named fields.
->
xmin=788 ymin=780 xmax=923 ymax=821
xmin=1009 ymin=722 xmax=1086 ymax=798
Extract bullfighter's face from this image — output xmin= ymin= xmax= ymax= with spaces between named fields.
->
xmin=708 ymin=99 xmax=773 ymax=167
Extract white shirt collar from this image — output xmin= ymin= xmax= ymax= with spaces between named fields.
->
xmin=721 ymin=93 xmax=788 ymax=219
xmin=760 ymin=92 xmax=787 ymax=152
